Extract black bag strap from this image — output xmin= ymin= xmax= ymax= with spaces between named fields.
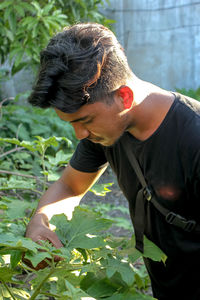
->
xmin=123 ymin=144 xmax=200 ymax=253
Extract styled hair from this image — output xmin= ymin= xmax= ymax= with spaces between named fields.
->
xmin=28 ymin=23 xmax=132 ymax=113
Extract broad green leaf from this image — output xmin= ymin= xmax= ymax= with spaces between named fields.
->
xmin=86 ymin=279 xmax=117 ymax=298
xmin=24 ymin=251 xmax=52 ymax=268
xmin=143 ymin=236 xmax=166 ymax=262
xmin=0 ymin=178 xmax=37 ymax=192
xmin=0 ymin=233 xmax=40 ymax=253
xmin=103 ymin=256 xmax=135 ymax=286
xmin=54 ymin=207 xmax=113 ymax=250
xmin=2 ymin=198 xmax=36 ymax=219
xmin=120 ymin=236 xmax=166 ymax=263
xmin=69 ymin=235 xmax=105 ymax=249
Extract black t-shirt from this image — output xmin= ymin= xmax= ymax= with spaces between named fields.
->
xmin=70 ymin=93 xmax=200 ymax=258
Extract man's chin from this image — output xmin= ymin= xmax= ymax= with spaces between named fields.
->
xmin=88 ymin=138 xmax=111 ymax=146
xmin=95 ymin=139 xmax=116 ymax=147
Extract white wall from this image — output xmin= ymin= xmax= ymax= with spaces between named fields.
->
xmin=103 ymin=0 xmax=200 ymax=90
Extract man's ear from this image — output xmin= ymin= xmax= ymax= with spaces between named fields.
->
xmin=118 ymin=86 xmax=134 ymax=109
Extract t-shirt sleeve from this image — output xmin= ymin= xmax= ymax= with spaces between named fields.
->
xmin=69 ymin=139 xmax=108 ymax=173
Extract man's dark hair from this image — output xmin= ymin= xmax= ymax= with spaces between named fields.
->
xmin=28 ymin=23 xmax=133 ymax=113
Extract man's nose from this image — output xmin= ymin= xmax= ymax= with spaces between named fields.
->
xmin=72 ymin=123 xmax=90 ymax=140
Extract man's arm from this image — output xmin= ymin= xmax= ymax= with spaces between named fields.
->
xmin=26 ymin=163 xmax=107 ymax=248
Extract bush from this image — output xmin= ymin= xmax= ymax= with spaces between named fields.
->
xmin=0 ymin=0 xmax=114 ymax=75
xmin=176 ymin=87 xmax=200 ymax=101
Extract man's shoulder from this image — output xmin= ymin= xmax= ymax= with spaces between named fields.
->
xmin=176 ymin=92 xmax=200 ymax=115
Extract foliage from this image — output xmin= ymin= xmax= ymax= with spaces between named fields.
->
xmin=0 ymin=96 xmax=166 ymax=298
xmin=84 ymin=201 xmax=133 ymax=232
xmin=0 ymin=98 xmax=77 ymax=183
xmin=176 ymin=87 xmax=200 ymax=101
xmin=0 ymin=204 xmax=165 ymax=299
xmin=0 ymin=0 xmax=114 ymax=75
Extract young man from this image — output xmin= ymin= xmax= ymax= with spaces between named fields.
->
xmin=27 ymin=23 xmax=200 ymax=299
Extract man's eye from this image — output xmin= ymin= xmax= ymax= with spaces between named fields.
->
xmin=83 ymin=119 xmax=93 ymax=124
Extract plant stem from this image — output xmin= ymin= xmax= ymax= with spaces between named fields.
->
xmin=0 ymin=186 xmax=43 ymax=195
xmin=0 ymin=169 xmax=43 ymax=181
xmin=40 ymin=291 xmax=60 ymax=298
xmin=41 ymin=151 xmax=48 ymax=192
xmin=1 ymin=279 xmax=17 ymax=300
xmin=30 ymin=267 xmax=55 ymax=300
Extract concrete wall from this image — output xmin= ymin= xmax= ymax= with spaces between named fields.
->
xmin=103 ymin=0 xmax=200 ymax=90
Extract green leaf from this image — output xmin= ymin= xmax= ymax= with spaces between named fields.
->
xmin=15 ymin=4 xmax=25 ymax=17
xmin=8 ymin=11 xmax=17 ymax=33
xmin=0 ymin=267 xmax=19 ymax=282
xmin=42 ymin=2 xmax=54 ymax=15
xmin=62 ymin=279 xmax=90 ymax=299
xmin=90 ymin=182 xmax=113 ymax=196
xmin=143 ymin=236 xmax=166 ymax=262
xmin=86 ymin=279 xmax=117 ymax=298
xmin=46 ymin=150 xmax=72 ymax=166
xmin=10 ymin=250 xmax=22 ymax=268
xmin=5 ymin=28 xmax=14 ymax=41
xmin=3 ymin=198 xmax=36 ymax=219
xmin=0 ymin=0 xmax=12 ymax=10
xmin=106 ymin=291 xmax=155 ymax=300
xmin=103 ymin=256 xmax=135 ymax=286
xmin=0 ymin=233 xmax=40 ymax=253
xmin=24 ymin=251 xmax=52 ymax=268
xmin=52 ymin=207 xmax=113 ymax=250
xmin=0 ymin=177 xmax=37 ymax=192
xmin=0 ymin=138 xmax=36 ymax=152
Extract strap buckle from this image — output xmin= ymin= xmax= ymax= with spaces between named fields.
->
xmin=143 ymin=187 xmax=152 ymax=201
xmin=166 ymin=212 xmax=196 ymax=232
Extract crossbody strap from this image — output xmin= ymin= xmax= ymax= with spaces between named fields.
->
xmin=123 ymin=144 xmax=200 ymax=253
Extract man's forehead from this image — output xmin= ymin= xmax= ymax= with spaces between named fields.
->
xmin=54 ymin=107 xmax=91 ymax=123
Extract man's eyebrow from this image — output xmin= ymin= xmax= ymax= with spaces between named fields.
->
xmin=70 ymin=116 xmax=90 ymax=123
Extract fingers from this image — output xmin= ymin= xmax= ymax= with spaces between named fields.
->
xmin=46 ymin=230 xmax=63 ymax=249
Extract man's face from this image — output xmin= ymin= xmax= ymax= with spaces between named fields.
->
xmin=55 ymin=96 xmax=130 ymax=146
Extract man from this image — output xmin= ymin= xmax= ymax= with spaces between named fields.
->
xmin=26 ymin=23 xmax=200 ymax=299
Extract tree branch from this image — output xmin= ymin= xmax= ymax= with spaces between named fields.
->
xmin=0 ymin=169 xmax=49 ymax=184
xmin=0 ymin=147 xmax=25 ymax=159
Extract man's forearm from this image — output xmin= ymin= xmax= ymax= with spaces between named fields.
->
xmin=35 ymin=180 xmax=83 ymax=220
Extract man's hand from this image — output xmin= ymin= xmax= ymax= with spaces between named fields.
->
xmin=26 ymin=212 xmax=63 ymax=248
xmin=24 ymin=213 xmax=63 ymax=270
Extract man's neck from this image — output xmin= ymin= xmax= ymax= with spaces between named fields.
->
xmin=127 ymin=82 xmax=175 ymax=141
